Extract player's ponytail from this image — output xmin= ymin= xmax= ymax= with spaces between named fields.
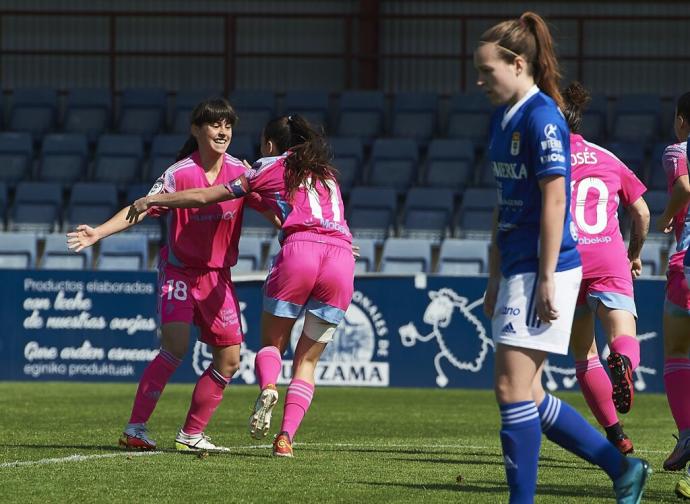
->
xmin=480 ymin=11 xmax=563 ymax=109
xmin=176 ymin=98 xmax=238 ymax=161
xmin=676 ymin=92 xmax=690 ymax=124
xmin=262 ymin=114 xmax=338 ymax=201
xmin=562 ymin=81 xmax=591 ymax=133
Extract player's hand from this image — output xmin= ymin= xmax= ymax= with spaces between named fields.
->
xmin=656 ymin=215 xmax=673 ymax=234
xmin=126 ymin=197 xmax=149 ymax=223
xmin=66 ymin=225 xmax=99 ymax=252
xmin=351 ymin=244 xmax=360 ymax=258
xmin=483 ymin=276 xmax=500 ymax=318
xmin=242 ymin=159 xmax=252 ymax=170
xmin=630 ymin=257 xmax=642 ymax=278
xmin=536 ymin=275 xmax=559 ymax=323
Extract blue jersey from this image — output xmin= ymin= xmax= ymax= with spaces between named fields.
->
xmin=487 ymin=87 xmax=580 ymax=276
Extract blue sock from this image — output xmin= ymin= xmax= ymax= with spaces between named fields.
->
xmin=538 ymin=394 xmax=624 ymax=480
xmin=500 ymin=401 xmax=542 ymax=504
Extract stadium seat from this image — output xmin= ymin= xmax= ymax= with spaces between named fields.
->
xmin=241 ymin=207 xmax=277 ymax=240
xmin=424 ymin=138 xmax=475 ymax=191
xmin=38 ymin=133 xmax=89 ymax=186
xmin=92 ymin=134 xmax=144 ymax=187
xmin=476 ymin=158 xmax=497 ymax=188
xmin=64 ymin=182 xmax=118 ymax=231
xmin=353 ymin=238 xmax=376 ymax=273
xmin=368 ymin=138 xmax=419 ymax=193
xmin=390 ymin=92 xmax=438 ymax=145
xmin=171 ymin=89 xmax=222 ymax=133
xmin=229 ymin=90 xmax=275 ymax=141
xmin=580 ymin=94 xmax=608 ymax=144
xmin=645 ymin=190 xmax=667 ymax=217
xmin=9 ymin=88 xmax=57 ymax=141
xmin=41 ymin=233 xmax=92 ymax=270
xmin=380 ymin=238 xmax=431 ymax=273
xmin=9 ymin=182 xmax=62 ymax=234
xmin=446 ymin=93 xmax=493 ymax=146
xmin=456 ymin=187 xmax=498 ymax=238
xmin=347 ymin=186 xmax=397 ymax=242
xmin=647 ymin=142 xmax=670 ymax=191
xmin=147 ymin=133 xmax=187 ymax=182
xmin=336 ymin=91 xmax=385 ymax=145
xmin=283 ymin=90 xmax=331 ymax=130
xmin=123 ymin=184 xmax=163 ymax=241
xmin=97 ymin=234 xmax=148 ymax=270
xmin=264 ymin=237 xmax=282 ymax=269
xmin=605 ymin=142 xmax=646 ymax=178
xmin=0 ymin=132 xmax=33 ymax=186
xmin=612 ymin=94 xmax=661 ymax=143
xmin=117 ymin=88 xmax=166 ymax=142
xmin=330 ymin=137 xmax=363 ymax=195
xmin=63 ymin=88 xmax=111 ymax=143
xmin=399 ymin=187 xmax=454 ymax=243
xmin=0 ymin=232 xmax=37 ymax=268
xmin=437 ymin=238 xmax=489 ymax=275
xmin=640 ymin=241 xmax=664 ymax=276
xmin=0 ymin=181 xmax=7 ymax=229
xmin=229 ymin=134 xmax=256 ymax=163
xmin=236 ymin=236 xmax=264 ymax=273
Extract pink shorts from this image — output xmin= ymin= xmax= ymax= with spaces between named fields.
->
xmin=158 ymin=261 xmax=243 ymax=347
xmin=576 ymin=276 xmax=636 ymax=316
xmin=666 ymin=268 xmax=690 ymax=314
xmin=263 ymin=232 xmax=355 ymax=324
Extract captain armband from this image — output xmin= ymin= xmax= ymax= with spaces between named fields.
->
xmin=224 ymin=175 xmax=250 ymax=198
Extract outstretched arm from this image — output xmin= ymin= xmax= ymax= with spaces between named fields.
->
xmin=67 ymin=206 xmax=144 ymax=252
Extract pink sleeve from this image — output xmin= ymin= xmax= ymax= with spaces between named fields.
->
xmin=145 ymin=170 xmax=176 ymax=218
xmin=617 ymin=161 xmax=647 ymax=207
xmin=663 ymin=144 xmax=688 ymax=186
xmin=244 ymin=191 xmax=270 ymax=212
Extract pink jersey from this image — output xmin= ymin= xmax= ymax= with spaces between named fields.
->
xmin=244 ymin=153 xmax=352 ymax=244
xmin=147 ymin=151 xmax=266 ymax=269
xmin=569 ymin=134 xmax=647 ymax=280
xmin=664 ymin=142 xmax=690 ymax=272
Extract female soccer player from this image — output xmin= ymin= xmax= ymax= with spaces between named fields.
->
xmin=476 ymin=12 xmax=650 ymax=503
xmin=68 ymin=98 xmax=277 ymax=452
xmin=563 ymin=82 xmax=649 ymax=454
xmin=127 ymin=114 xmax=355 ymax=458
xmin=657 ymin=93 xmax=690 ymax=487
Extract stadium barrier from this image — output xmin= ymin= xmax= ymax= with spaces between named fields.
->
xmin=0 ymin=270 xmax=667 ymax=392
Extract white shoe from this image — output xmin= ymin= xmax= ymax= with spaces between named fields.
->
xmin=174 ymin=430 xmax=230 ymax=452
xmin=249 ymin=385 xmax=279 ymax=440
xmin=119 ymin=423 xmax=156 ymax=450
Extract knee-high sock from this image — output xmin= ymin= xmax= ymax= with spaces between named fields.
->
xmin=664 ymin=358 xmax=690 ymax=432
xmin=255 ymin=346 xmax=282 ymax=389
xmin=538 ymin=394 xmax=624 ymax=480
xmin=182 ymin=366 xmax=230 ymax=435
xmin=499 ymin=401 xmax=541 ymax=504
xmin=129 ymin=349 xmax=181 ymax=424
xmin=609 ymin=335 xmax=640 ymax=369
xmin=576 ymin=357 xmax=618 ymax=428
xmin=280 ymin=379 xmax=314 ymax=441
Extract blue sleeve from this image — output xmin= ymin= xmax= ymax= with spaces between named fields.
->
xmin=529 ymin=107 xmax=568 ymax=179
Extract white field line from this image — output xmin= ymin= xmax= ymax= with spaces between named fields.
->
xmin=0 ymin=441 xmax=671 ymax=469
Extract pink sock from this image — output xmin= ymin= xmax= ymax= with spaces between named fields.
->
xmin=182 ymin=366 xmax=230 ymax=435
xmin=664 ymin=358 xmax=690 ymax=431
xmin=610 ymin=335 xmax=640 ymax=369
xmin=280 ymin=378 xmax=314 ymax=441
xmin=129 ymin=349 xmax=181 ymax=424
xmin=255 ymin=346 xmax=282 ymax=389
xmin=575 ymin=357 xmax=619 ymax=428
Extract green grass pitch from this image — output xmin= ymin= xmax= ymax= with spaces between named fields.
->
xmin=0 ymin=382 xmax=684 ymax=502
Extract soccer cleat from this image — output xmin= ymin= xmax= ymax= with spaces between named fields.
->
xmin=249 ymin=384 xmax=279 ymax=440
xmin=119 ymin=423 xmax=156 ymax=450
xmin=607 ymin=431 xmax=634 ymax=455
xmin=608 ymin=352 xmax=634 ymax=414
xmin=174 ymin=430 xmax=230 ymax=452
xmin=272 ymin=431 xmax=294 ymax=458
xmin=612 ymin=457 xmax=651 ymax=504
xmin=664 ymin=433 xmax=690 ymax=471
xmin=676 ymin=471 xmax=690 ymax=500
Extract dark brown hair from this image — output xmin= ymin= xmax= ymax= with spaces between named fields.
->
xmin=562 ymin=81 xmax=591 ymax=133
xmin=176 ymin=98 xmax=238 ymax=161
xmin=480 ymin=11 xmax=564 ymax=109
xmin=262 ymin=114 xmax=338 ymax=201
xmin=677 ymin=92 xmax=690 ymax=123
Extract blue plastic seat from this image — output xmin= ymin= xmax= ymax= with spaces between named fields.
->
xmin=647 ymin=142 xmax=670 ymax=190
xmin=42 ymin=233 xmax=92 ymax=270
xmin=425 ymin=138 xmax=475 ymax=191
xmin=0 ymin=132 xmax=33 ymax=186
xmin=38 ymin=133 xmax=89 ymax=186
xmin=446 ymin=93 xmax=493 ymax=145
xmin=97 ymin=234 xmax=148 ymax=270
xmin=0 ymin=232 xmax=37 ymax=268
xmin=172 ymin=89 xmax=222 ymax=133
xmin=353 ymin=238 xmax=376 ymax=274
xmin=330 ymin=137 xmax=363 ymax=195
xmin=117 ymin=88 xmax=167 ymax=142
xmin=400 ymin=187 xmax=454 ymax=243
xmin=9 ymin=88 xmax=57 ymax=141
xmin=640 ymin=241 xmax=664 ymax=276
xmin=64 ymin=182 xmax=118 ymax=231
xmin=580 ymin=94 xmax=608 ymax=144
xmin=0 ymin=181 xmax=7 ymax=229
xmin=93 ymin=134 xmax=144 ymax=187
xmin=347 ymin=186 xmax=397 ymax=242
xmin=336 ymin=91 xmax=385 ymax=145
xmin=368 ymin=138 xmax=419 ymax=193
xmin=63 ymin=88 xmax=111 ymax=143
xmin=380 ymin=238 xmax=431 ymax=273
xmin=283 ymin=91 xmax=331 ymax=130
xmin=457 ymin=187 xmax=498 ymax=238
xmin=9 ymin=182 xmax=62 ymax=234
xmin=229 ymin=134 xmax=256 ymax=163
xmin=437 ymin=238 xmax=489 ymax=275
xmin=391 ymin=92 xmax=438 ymax=145
xmin=241 ymin=207 xmax=277 ymax=240
xmin=148 ymin=134 xmax=187 ymax=182
xmin=645 ymin=189 xmax=667 ymax=217
xmin=236 ymin=236 xmax=264 ymax=273
xmin=605 ymin=142 xmax=646 ymax=178
xmin=229 ymin=90 xmax=275 ymax=140
xmin=612 ymin=94 xmax=661 ymax=143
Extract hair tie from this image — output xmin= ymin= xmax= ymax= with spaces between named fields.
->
xmin=287 ymin=115 xmax=293 ymax=122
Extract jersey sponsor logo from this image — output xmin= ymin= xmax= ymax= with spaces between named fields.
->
xmin=501 ymin=306 xmax=521 ymax=316
xmin=148 ymin=181 xmax=163 ymax=195
xmin=510 ymin=132 xmax=520 ymax=156
xmin=569 ymin=221 xmax=579 ymax=242
xmin=188 ymin=210 xmax=237 ymax=222
xmin=578 ymin=235 xmax=612 ymax=245
xmin=540 ymin=153 xmax=566 ymax=164
xmin=398 ymin=288 xmax=493 ymax=388
xmin=501 ymin=322 xmax=516 ymax=334
xmin=544 ymin=123 xmax=559 ymax=140
xmin=492 ymin=161 xmax=528 ymax=179
xmin=541 ymin=138 xmax=563 ymax=151
xmin=571 ymin=150 xmax=598 ymax=166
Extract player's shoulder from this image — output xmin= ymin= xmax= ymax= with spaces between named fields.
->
xmin=663 ymin=141 xmax=686 ymax=161
xmin=251 ymin=154 xmax=287 ymax=174
xmin=525 ymin=94 xmax=567 ymax=134
xmin=162 ymin=155 xmax=197 ymax=178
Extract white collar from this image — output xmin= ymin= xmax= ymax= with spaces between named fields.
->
xmin=501 ymin=85 xmax=539 ymax=130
